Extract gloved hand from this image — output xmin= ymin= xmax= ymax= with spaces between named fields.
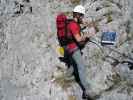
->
xmin=78 ymin=37 xmax=90 ymax=50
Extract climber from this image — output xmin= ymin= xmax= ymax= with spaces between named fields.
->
xmin=58 ymin=5 xmax=96 ymax=99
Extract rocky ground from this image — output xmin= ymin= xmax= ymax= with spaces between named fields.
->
xmin=0 ymin=0 xmax=133 ymax=100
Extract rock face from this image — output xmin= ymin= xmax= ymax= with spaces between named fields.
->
xmin=0 ymin=0 xmax=133 ymax=100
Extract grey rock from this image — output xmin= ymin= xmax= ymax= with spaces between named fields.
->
xmin=0 ymin=0 xmax=133 ymax=100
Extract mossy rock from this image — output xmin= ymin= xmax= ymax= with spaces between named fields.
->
xmin=91 ymin=49 xmax=103 ymax=65
xmin=54 ymin=66 xmax=75 ymax=90
xmin=68 ymin=95 xmax=76 ymax=100
xmin=107 ymin=14 xmax=113 ymax=23
xmin=127 ymin=32 xmax=133 ymax=40
xmin=54 ymin=76 xmax=75 ymax=90
xmin=64 ymin=11 xmax=73 ymax=18
xmin=111 ymin=73 xmax=121 ymax=84
xmin=70 ymin=0 xmax=80 ymax=5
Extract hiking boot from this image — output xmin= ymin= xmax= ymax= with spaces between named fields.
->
xmin=82 ymin=91 xmax=94 ymax=100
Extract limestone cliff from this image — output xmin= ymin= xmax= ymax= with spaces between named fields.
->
xmin=0 ymin=0 xmax=133 ymax=100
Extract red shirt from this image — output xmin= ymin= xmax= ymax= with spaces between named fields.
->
xmin=66 ymin=21 xmax=80 ymax=53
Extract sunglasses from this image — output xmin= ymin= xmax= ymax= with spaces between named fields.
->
xmin=79 ymin=13 xmax=84 ymax=18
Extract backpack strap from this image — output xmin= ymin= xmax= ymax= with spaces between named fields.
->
xmin=64 ymin=19 xmax=75 ymax=44
xmin=65 ymin=19 xmax=73 ymax=38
